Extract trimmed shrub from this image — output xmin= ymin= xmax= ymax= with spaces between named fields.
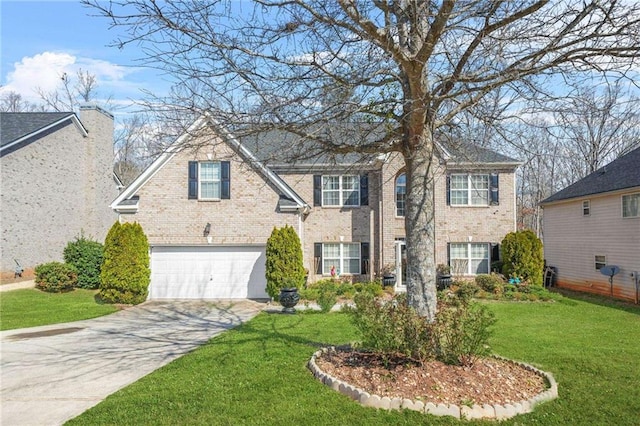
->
xmin=452 ymin=280 xmax=479 ymax=301
xmin=99 ymin=221 xmax=150 ymax=304
xmin=317 ymin=288 xmax=338 ymax=313
xmin=475 ymin=273 xmax=505 ymax=296
xmin=63 ymin=235 xmax=104 ymax=289
xmin=433 ymin=295 xmax=496 ymax=367
xmin=265 ymin=225 xmax=305 ymax=299
xmin=501 ymin=230 xmax=544 ymax=286
xmin=35 ymin=262 xmax=78 ymax=293
xmin=346 ymin=293 xmax=434 ymax=365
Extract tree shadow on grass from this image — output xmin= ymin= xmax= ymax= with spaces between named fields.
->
xmin=553 ymin=288 xmax=640 ymax=316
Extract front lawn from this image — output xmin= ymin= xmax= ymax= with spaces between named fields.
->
xmin=68 ymin=296 xmax=640 ymax=425
xmin=0 ymin=288 xmax=118 ymax=330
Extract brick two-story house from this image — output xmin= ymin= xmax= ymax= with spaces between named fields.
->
xmin=112 ymin=116 xmax=519 ymax=299
xmin=0 ymin=105 xmax=117 ymax=278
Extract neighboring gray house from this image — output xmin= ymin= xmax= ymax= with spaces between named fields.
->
xmin=541 ymin=146 xmax=640 ymax=303
xmin=0 ymin=105 xmax=117 ymax=279
xmin=111 ymin=116 xmax=520 ymax=300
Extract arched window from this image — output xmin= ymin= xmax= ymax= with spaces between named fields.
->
xmin=395 ymin=173 xmax=406 ymax=217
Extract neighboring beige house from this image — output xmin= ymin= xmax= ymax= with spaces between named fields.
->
xmin=0 ymin=105 xmax=117 ymax=279
xmin=541 ymin=146 xmax=640 ymax=303
xmin=111 ymin=116 xmax=520 ymax=299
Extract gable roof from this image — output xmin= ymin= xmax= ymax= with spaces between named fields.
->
xmin=111 ymin=115 xmax=310 ymax=212
xmin=541 ymin=146 xmax=640 ymax=204
xmin=0 ymin=112 xmax=88 ymax=155
xmin=237 ymin=126 xmax=520 ymax=168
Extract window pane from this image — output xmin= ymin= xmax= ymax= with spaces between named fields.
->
xmin=450 ymin=243 xmax=468 ymax=259
xmin=470 ymin=188 xmax=488 ymax=205
xmin=623 ymin=194 xmax=639 ymax=218
xmin=343 ymin=243 xmax=360 ymax=258
xmin=451 ymin=175 xmax=468 ymax=189
xmin=344 ymin=259 xmax=360 ymax=274
xmin=323 ymin=176 xmax=340 ymax=190
xmin=342 ymin=175 xmax=359 ymax=190
xmin=471 ymin=175 xmax=489 ymax=189
xmin=323 ymin=191 xmax=340 ymax=206
xmin=323 ymin=244 xmax=340 ymax=258
xmin=396 ymin=174 xmax=406 ymax=216
xmin=200 ymin=162 xmax=219 ymax=180
xmin=472 ymin=259 xmax=489 ymax=274
xmin=343 ymin=190 xmax=359 ymax=206
xmin=471 ymin=243 xmax=488 ymax=258
xmin=200 ymin=182 xmax=220 ymax=199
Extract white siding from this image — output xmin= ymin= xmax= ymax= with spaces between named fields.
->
xmin=543 ymin=189 xmax=640 ymax=301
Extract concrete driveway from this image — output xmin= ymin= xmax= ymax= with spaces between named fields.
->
xmin=1 ymin=300 xmax=264 ymax=426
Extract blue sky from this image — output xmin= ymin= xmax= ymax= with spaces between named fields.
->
xmin=1 ymin=1 xmax=169 ymax=117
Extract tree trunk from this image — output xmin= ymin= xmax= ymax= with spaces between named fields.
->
xmin=403 ymin=129 xmax=437 ymax=322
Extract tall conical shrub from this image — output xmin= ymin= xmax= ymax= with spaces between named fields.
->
xmin=501 ymin=230 xmax=544 ymax=286
xmin=99 ymin=221 xmax=150 ymax=304
xmin=265 ymin=225 xmax=305 ymax=299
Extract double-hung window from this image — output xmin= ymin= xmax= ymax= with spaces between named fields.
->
xmin=622 ymin=193 xmax=639 ymax=218
xmin=450 ymin=243 xmax=489 ymax=275
xmin=322 ymin=175 xmax=360 ymax=207
xmin=199 ymin=162 xmax=221 ymax=200
xmin=450 ymin=174 xmax=489 ymax=206
xmin=322 ymin=243 xmax=361 ymax=275
xmin=396 ymin=173 xmax=406 ymax=217
xmin=188 ymin=161 xmax=230 ymax=200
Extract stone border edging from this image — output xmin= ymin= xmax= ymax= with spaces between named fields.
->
xmin=308 ymin=347 xmax=558 ymax=420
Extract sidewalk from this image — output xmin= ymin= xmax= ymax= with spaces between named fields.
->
xmin=0 ymin=280 xmax=35 ymax=292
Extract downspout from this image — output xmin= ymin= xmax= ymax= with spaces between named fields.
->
xmin=378 ymin=170 xmax=385 ymax=279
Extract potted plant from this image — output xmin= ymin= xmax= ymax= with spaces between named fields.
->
xmin=279 ymin=278 xmax=301 ymax=313
xmin=381 ymin=264 xmax=396 ymax=287
xmin=436 ymin=263 xmax=452 ymax=290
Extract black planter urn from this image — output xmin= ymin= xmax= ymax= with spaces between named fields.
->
xmin=382 ymin=274 xmax=396 ymax=287
xmin=279 ymin=287 xmax=300 ymax=313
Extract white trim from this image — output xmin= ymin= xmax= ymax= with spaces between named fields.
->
xmin=0 ymin=114 xmax=87 ymax=154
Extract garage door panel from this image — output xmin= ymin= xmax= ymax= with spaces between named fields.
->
xmin=150 ymin=246 xmax=267 ymax=299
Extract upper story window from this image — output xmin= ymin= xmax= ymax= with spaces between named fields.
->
xmin=583 ymin=200 xmax=591 ymax=216
xmin=622 ymin=193 xmax=639 ymax=218
xmin=451 ymin=174 xmax=488 ymax=205
xmin=447 ymin=173 xmax=499 ymax=206
xmin=595 ymin=255 xmax=606 ymax=270
xmin=313 ymin=174 xmax=368 ymax=207
xmin=188 ymin=161 xmax=231 ymax=200
xmin=396 ymin=173 xmax=406 ymax=217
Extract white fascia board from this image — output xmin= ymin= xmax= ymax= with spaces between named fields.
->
xmin=110 ymin=116 xmax=209 ymax=209
xmin=0 ymin=114 xmax=86 ymax=154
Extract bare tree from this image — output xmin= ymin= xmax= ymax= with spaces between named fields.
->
xmin=36 ymin=69 xmax=103 ymax=112
xmin=0 ymin=90 xmax=43 ymax=112
xmin=83 ymin=0 xmax=640 ymax=320
xmin=552 ymin=81 xmax=640 ymax=184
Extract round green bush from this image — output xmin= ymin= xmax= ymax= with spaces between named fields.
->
xmin=63 ymin=236 xmax=104 ymax=289
xmin=99 ymin=221 xmax=150 ymax=304
xmin=35 ymin=262 xmax=78 ymax=293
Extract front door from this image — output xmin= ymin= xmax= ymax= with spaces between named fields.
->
xmin=394 ymin=239 xmax=407 ymax=292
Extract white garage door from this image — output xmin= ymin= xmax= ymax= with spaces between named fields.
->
xmin=150 ymin=246 xmax=268 ymax=299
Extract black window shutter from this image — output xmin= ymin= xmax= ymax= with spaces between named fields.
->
xmin=314 ymin=243 xmax=323 ymax=274
xmin=489 ymin=243 xmax=500 ymax=263
xmin=313 ymin=175 xmax=322 ymax=206
xmin=361 ymin=242 xmax=369 ymax=275
xmin=446 ymin=174 xmax=451 ymax=205
xmin=188 ymin=161 xmax=198 ymax=199
xmin=490 ymin=173 xmax=499 ymax=205
xmin=221 ymin=161 xmax=231 ymax=199
xmin=360 ymin=174 xmax=369 ymax=206
xmin=447 ymin=242 xmax=451 ymax=266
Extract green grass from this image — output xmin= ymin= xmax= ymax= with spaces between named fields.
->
xmin=0 ymin=288 xmax=118 ymax=330
xmin=68 ymin=296 xmax=640 ymax=425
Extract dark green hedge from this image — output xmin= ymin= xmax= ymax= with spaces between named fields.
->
xmin=265 ymin=225 xmax=305 ymax=299
xmin=63 ymin=236 xmax=104 ymax=289
xmin=99 ymin=221 xmax=150 ymax=304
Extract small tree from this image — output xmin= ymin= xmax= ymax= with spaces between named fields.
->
xmin=501 ymin=230 xmax=544 ymax=286
xmin=265 ymin=225 xmax=305 ymax=299
xmin=99 ymin=221 xmax=150 ymax=304
xmin=63 ymin=235 xmax=104 ymax=289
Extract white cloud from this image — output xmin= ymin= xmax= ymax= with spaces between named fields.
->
xmin=1 ymin=51 xmax=143 ymax=106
